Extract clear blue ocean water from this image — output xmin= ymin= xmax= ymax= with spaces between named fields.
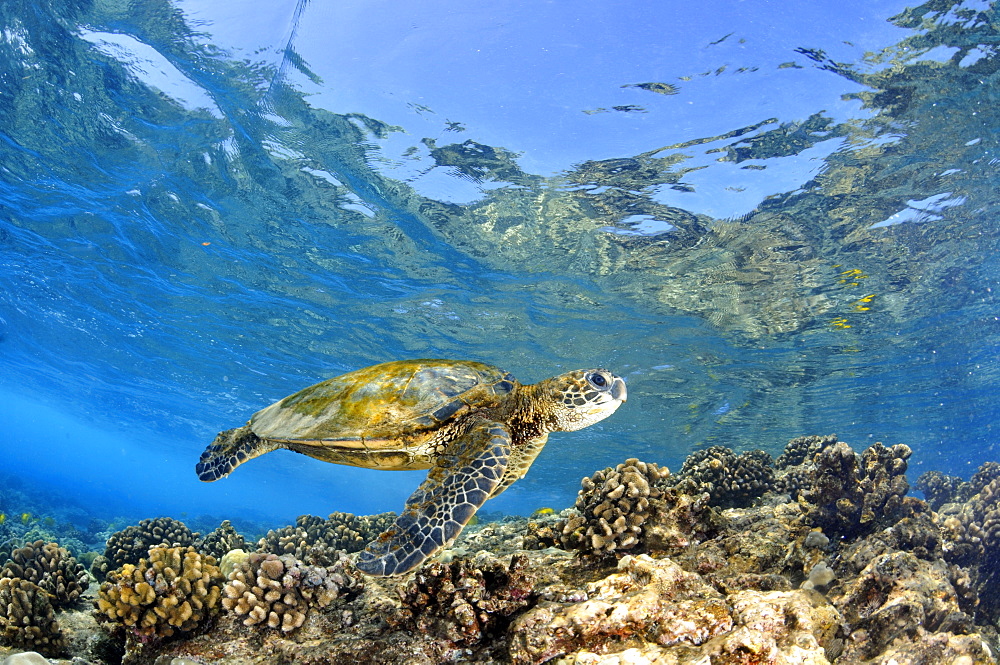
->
xmin=1 ymin=0 xmax=998 ymax=542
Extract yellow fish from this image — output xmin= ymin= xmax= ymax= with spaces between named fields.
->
xmin=0 ymin=513 xmax=6 ymax=525
xmin=20 ymin=512 xmax=31 ymax=524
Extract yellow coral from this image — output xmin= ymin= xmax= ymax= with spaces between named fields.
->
xmin=95 ymin=546 xmax=225 ymax=639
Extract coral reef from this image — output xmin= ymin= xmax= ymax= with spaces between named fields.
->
xmin=198 ymin=520 xmax=246 ymax=560
xmin=0 ymin=577 xmax=64 ymax=654
xmin=23 ymin=435 xmax=1000 ymax=665
xmin=0 ymin=540 xmax=88 ymax=609
xmin=255 ymin=512 xmax=396 ymax=565
xmin=641 ymin=485 xmax=720 ymax=554
xmin=393 ymin=552 xmax=535 ymax=646
xmin=222 ymin=550 xmax=362 ymax=632
xmin=94 ymin=545 xmax=224 ymax=640
xmin=91 ymin=517 xmax=196 ymax=581
xmin=671 ymin=445 xmax=775 ymax=508
xmin=522 ymin=510 xmax=567 ymax=551
xmin=448 ymin=518 xmax=529 ymax=561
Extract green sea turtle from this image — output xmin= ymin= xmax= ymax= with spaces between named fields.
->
xmin=196 ymin=358 xmax=626 ymax=576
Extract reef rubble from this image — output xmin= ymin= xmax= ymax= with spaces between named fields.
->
xmin=1 ymin=434 xmax=999 ymax=664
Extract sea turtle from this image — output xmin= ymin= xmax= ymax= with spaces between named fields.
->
xmin=196 ymin=359 xmax=626 ymax=576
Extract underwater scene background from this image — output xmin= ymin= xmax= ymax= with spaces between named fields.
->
xmin=5 ymin=1 xmax=1000 ymax=663
xmin=1 ymin=0 xmax=1000 ymax=589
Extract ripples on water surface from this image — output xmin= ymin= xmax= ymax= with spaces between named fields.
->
xmin=0 ymin=0 xmax=998 ymax=525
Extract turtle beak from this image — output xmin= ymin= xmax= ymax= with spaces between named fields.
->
xmin=611 ymin=376 xmax=627 ymax=402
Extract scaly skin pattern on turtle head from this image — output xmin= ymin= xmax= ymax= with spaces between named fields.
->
xmin=536 ymin=368 xmax=627 ymax=433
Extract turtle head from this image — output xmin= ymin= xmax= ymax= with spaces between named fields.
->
xmin=539 ymin=368 xmax=627 ymax=432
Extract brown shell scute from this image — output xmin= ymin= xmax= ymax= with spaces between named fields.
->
xmin=249 ymin=359 xmax=516 ymax=446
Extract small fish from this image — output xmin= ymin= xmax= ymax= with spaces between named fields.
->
xmin=0 ymin=513 xmax=6 ymax=525
xmin=20 ymin=512 xmax=31 ymax=524
xmin=531 ymin=507 xmax=555 ymax=517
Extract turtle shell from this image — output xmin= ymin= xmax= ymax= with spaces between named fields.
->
xmin=249 ymin=359 xmax=517 ymax=468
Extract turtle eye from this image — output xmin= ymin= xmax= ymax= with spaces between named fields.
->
xmin=587 ymin=371 xmax=608 ymax=389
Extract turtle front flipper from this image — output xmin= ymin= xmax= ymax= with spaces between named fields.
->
xmin=196 ymin=424 xmax=281 ymax=481
xmin=489 ymin=433 xmax=548 ymax=499
xmin=356 ymin=418 xmax=511 ymax=576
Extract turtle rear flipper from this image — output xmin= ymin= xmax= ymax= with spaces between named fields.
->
xmin=356 ymin=418 xmax=511 ymax=576
xmin=196 ymin=424 xmax=280 ymax=481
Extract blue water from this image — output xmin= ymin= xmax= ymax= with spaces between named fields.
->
xmin=2 ymin=0 xmax=999 ymax=542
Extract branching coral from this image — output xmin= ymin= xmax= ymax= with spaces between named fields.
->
xmin=0 ymin=577 xmax=64 ymax=653
xmin=550 ymin=458 xmax=720 ymax=559
xmin=0 ymin=540 xmax=88 ymax=609
xmin=222 ymin=551 xmax=362 ymax=633
xmin=95 ymin=545 xmax=224 ymax=640
xmin=556 ymin=459 xmax=669 ymax=555
xmin=952 ymin=475 xmax=1000 ymax=622
xmin=970 ymin=462 xmax=1000 ymax=496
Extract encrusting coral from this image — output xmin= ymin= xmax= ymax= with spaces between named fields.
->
xmin=832 ymin=551 xmax=980 ymax=661
xmin=95 ymin=545 xmax=224 ymax=640
xmin=393 ymin=551 xmax=535 ymax=647
xmin=798 ymin=440 xmax=916 ymax=539
xmin=256 ymin=512 xmax=396 ymax=565
xmin=933 ymin=472 xmax=1000 ymax=622
xmin=221 ymin=550 xmax=362 ymax=633
xmin=774 ymin=433 xmax=839 ymax=498
xmin=0 ymin=539 xmax=89 ymax=609
xmin=917 ymin=470 xmax=971 ymax=510
xmin=0 ymin=576 xmax=65 ymax=653
xmin=509 ymin=554 xmax=747 ymax=664
xmin=91 ymin=517 xmax=196 ymax=581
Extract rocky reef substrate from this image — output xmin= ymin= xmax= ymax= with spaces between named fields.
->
xmin=2 ymin=434 xmax=1000 ymax=664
